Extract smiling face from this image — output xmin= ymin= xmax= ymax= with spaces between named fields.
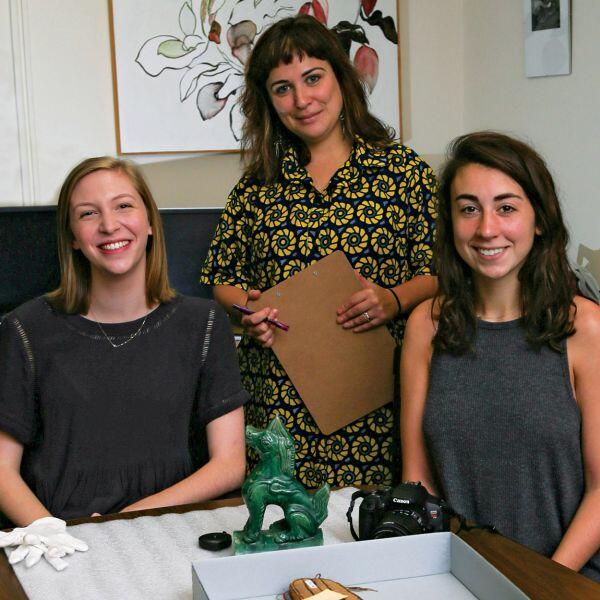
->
xmin=266 ymin=54 xmax=344 ymax=149
xmin=451 ymin=163 xmax=540 ymax=286
xmin=69 ymin=169 xmax=152 ymax=283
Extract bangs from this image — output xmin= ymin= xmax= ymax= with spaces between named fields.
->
xmin=250 ymin=23 xmax=334 ymax=81
xmin=278 ymin=33 xmax=330 ymax=65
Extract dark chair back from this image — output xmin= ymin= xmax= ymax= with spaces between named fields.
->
xmin=0 ymin=206 xmax=222 ymax=314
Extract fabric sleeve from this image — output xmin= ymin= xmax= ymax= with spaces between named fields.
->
xmin=199 ymin=178 xmax=256 ymax=290
xmin=0 ymin=316 xmax=37 ymax=445
xmin=405 ymin=154 xmax=437 ymax=277
xmin=195 ymin=302 xmax=248 ymax=425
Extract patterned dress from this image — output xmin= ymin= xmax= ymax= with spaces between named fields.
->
xmin=200 ymin=138 xmax=436 ymax=488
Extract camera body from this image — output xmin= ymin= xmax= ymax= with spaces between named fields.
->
xmin=357 ymin=482 xmax=450 ymax=539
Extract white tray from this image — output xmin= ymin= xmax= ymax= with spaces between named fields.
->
xmin=192 ymin=532 xmax=529 ymax=600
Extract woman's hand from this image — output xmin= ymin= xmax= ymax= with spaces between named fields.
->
xmin=241 ymin=289 xmax=279 ymax=348
xmin=336 ymin=274 xmax=399 ymax=332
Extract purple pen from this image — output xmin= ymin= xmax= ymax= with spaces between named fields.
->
xmin=232 ymin=304 xmax=289 ymax=332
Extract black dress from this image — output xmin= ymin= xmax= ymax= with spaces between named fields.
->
xmin=0 ymin=295 xmax=247 ymax=521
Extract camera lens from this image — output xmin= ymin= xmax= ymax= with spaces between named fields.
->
xmin=370 ymin=510 xmax=426 ymax=538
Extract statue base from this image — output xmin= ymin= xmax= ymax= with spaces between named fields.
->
xmin=233 ymin=519 xmax=324 ymax=555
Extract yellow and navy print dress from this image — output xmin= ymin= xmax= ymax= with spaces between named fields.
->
xmin=200 ymin=138 xmax=436 ymax=488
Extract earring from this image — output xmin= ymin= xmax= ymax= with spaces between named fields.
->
xmin=339 ymin=110 xmax=347 ymax=135
xmin=274 ymin=131 xmax=284 ymax=159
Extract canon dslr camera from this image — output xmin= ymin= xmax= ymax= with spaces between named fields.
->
xmin=347 ymin=481 xmax=450 ymax=540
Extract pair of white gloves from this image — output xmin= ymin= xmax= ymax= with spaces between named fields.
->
xmin=0 ymin=516 xmax=88 ymax=571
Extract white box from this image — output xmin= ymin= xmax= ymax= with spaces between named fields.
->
xmin=192 ymin=532 xmax=529 ymax=599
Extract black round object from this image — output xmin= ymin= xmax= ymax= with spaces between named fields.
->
xmin=198 ymin=531 xmax=232 ymax=551
xmin=371 ymin=510 xmax=425 ymax=538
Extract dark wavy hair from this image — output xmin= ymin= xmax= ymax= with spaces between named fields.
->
xmin=240 ymin=14 xmax=394 ymax=183
xmin=434 ymin=131 xmax=576 ymax=353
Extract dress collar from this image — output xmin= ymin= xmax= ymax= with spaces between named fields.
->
xmin=279 ymin=136 xmax=389 ymax=184
xmin=280 ymin=145 xmax=307 ymax=184
xmin=352 ymin=136 xmax=389 ymax=169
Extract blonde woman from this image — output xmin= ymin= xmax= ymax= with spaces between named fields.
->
xmin=0 ymin=157 xmax=247 ymax=528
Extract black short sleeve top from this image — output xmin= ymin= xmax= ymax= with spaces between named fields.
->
xmin=0 ymin=295 xmax=247 ymax=520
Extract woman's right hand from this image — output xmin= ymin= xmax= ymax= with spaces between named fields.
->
xmin=241 ymin=289 xmax=279 ymax=349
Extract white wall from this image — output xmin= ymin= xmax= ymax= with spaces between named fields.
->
xmin=463 ymin=0 xmax=600 ymax=256
xmin=1 ymin=0 xmax=28 ymax=206
xmin=25 ymin=1 xmax=116 ymax=201
xmin=1 ymin=1 xmax=117 ymax=206
xmin=400 ymin=0 xmax=464 ymax=161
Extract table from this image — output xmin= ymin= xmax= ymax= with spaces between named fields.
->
xmin=1 ymin=490 xmax=599 ymax=600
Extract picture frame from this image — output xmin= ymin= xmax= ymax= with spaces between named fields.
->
xmin=109 ymin=0 xmax=402 ymax=154
xmin=524 ymin=0 xmax=571 ymax=78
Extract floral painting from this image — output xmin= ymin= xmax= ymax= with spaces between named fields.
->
xmin=110 ymin=0 xmax=400 ymax=153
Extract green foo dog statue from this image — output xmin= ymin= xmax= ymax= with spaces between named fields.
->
xmin=233 ymin=417 xmax=330 ymax=555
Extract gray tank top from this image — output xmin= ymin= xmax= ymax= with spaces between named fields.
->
xmin=424 ymin=318 xmax=600 ymax=582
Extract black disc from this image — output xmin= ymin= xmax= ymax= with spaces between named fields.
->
xmin=198 ymin=531 xmax=232 ymax=551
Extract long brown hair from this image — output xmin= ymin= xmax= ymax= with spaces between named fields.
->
xmin=47 ymin=157 xmax=175 ymax=314
xmin=240 ymin=14 xmax=394 ymax=183
xmin=434 ymin=131 xmax=576 ymax=353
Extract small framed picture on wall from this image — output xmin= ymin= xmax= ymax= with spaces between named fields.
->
xmin=524 ymin=0 xmax=571 ymax=77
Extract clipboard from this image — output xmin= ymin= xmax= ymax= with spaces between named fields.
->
xmin=249 ymin=251 xmax=396 ymax=434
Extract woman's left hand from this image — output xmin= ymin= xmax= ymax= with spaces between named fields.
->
xmin=336 ymin=273 xmax=398 ymax=332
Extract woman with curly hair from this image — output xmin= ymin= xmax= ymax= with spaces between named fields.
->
xmin=400 ymin=131 xmax=600 ymax=581
xmin=201 ymin=15 xmax=437 ymax=489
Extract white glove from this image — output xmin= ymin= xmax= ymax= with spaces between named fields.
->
xmin=0 ymin=516 xmax=88 ymax=571
xmin=5 ymin=536 xmax=69 ymax=571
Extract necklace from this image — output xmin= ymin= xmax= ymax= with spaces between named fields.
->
xmin=89 ymin=309 xmax=149 ymax=348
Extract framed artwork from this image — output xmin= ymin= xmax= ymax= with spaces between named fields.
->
xmin=109 ymin=0 xmax=401 ymax=154
xmin=524 ymin=0 xmax=571 ymax=77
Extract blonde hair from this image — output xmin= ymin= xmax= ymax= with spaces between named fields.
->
xmin=47 ymin=156 xmax=175 ymax=313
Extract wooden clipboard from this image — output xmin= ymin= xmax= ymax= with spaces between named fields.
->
xmin=249 ymin=251 xmax=396 ymax=434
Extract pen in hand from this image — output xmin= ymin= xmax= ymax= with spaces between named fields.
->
xmin=232 ymin=304 xmax=290 ymax=332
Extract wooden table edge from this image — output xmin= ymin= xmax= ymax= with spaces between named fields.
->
xmin=2 ymin=499 xmax=599 ymax=600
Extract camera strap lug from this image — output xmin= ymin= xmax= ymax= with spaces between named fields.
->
xmin=346 ymin=489 xmax=369 ymax=541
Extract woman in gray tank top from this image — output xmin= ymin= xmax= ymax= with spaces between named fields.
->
xmin=400 ymin=132 xmax=600 ymax=582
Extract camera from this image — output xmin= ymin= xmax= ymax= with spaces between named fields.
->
xmin=347 ymin=482 xmax=450 ymax=540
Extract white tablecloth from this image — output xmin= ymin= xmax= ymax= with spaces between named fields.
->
xmin=7 ymin=487 xmax=358 ymax=600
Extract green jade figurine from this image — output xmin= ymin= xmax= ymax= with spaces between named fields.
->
xmin=233 ymin=417 xmax=330 ymax=555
